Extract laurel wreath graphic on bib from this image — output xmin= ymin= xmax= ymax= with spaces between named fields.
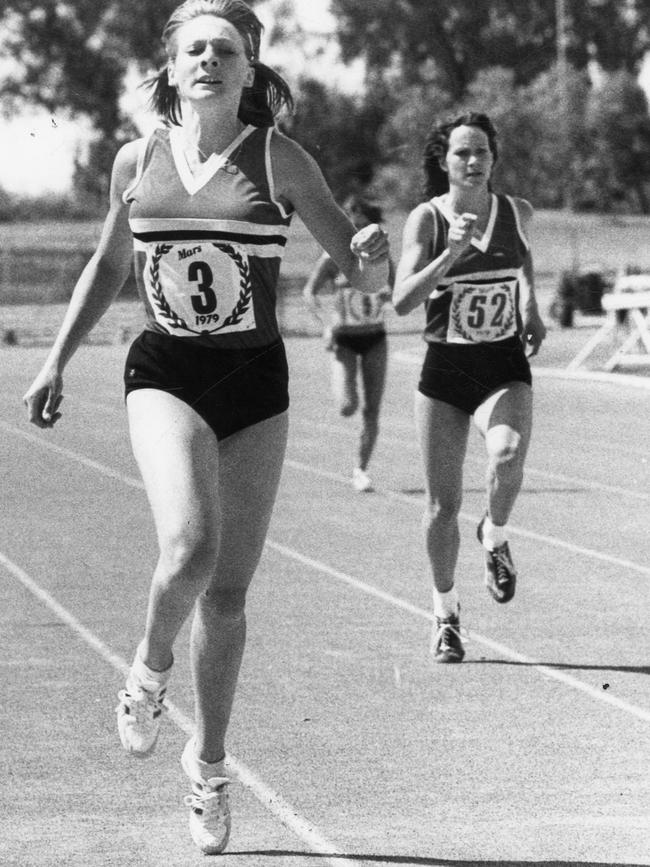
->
xmin=449 ymin=282 xmax=516 ymax=343
xmin=149 ymin=242 xmax=253 ymax=335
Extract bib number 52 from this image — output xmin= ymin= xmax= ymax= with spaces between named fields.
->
xmin=467 ymin=291 xmax=507 ymax=328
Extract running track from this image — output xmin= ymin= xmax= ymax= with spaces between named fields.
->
xmin=1 ymin=333 xmax=649 ymax=866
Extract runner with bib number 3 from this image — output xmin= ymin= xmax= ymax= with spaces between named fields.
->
xmin=393 ymin=112 xmax=546 ymax=663
xmin=22 ymin=0 xmax=389 ymax=855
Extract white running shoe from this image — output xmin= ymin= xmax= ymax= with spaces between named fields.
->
xmin=181 ymin=739 xmax=232 ymax=855
xmin=352 ymin=467 xmax=373 ymax=492
xmin=116 ymin=669 xmax=167 ymax=758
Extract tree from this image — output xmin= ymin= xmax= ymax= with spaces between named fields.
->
xmin=0 ymin=0 xmax=262 ymax=206
xmin=369 ymin=79 xmax=452 ymax=208
xmin=281 ymin=77 xmax=386 ymax=199
xmin=371 ymin=64 xmax=594 ymax=211
xmin=582 ymin=71 xmax=650 ymax=212
xmin=330 ymin=0 xmax=650 ymax=101
xmin=0 ymin=1 xmax=172 ymax=206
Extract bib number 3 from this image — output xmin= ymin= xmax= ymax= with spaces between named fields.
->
xmin=146 ymin=242 xmax=255 ymax=336
xmin=189 ymin=261 xmax=217 ymax=315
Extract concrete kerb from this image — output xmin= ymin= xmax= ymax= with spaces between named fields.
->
xmin=531 ymin=365 xmax=650 ymax=390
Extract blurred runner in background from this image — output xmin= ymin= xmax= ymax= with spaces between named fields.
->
xmin=303 ymin=194 xmax=394 ymax=492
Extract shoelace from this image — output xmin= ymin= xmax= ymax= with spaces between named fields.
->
xmin=184 ymin=777 xmax=230 ymax=817
xmin=492 ymin=544 xmax=516 ymax=585
xmin=117 ymin=686 xmax=166 ymax=724
xmin=431 ymin=620 xmax=470 ymax=653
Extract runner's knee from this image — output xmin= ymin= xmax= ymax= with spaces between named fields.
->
xmin=157 ymin=530 xmax=219 ymax=588
xmin=423 ymin=495 xmax=461 ymax=529
xmin=202 ymin=585 xmax=248 ymax=619
xmin=487 ymin=427 xmax=523 ymax=466
xmin=361 ymin=406 xmax=379 ymax=427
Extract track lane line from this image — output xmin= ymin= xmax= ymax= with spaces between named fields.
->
xmin=10 ymin=418 xmax=646 ymax=575
xmin=392 ymin=347 xmax=650 ymax=391
xmin=292 ymin=417 xmax=650 ymax=503
xmin=3 ymin=420 xmax=650 ymax=724
xmin=58 ymin=396 xmax=650 ymax=499
xmin=0 ymin=548 xmax=358 ymax=867
xmin=285 ymin=458 xmax=650 ymax=578
xmin=265 ymin=541 xmax=650 ymax=725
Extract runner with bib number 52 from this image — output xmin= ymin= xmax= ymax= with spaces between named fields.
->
xmin=392 ymin=111 xmax=546 ymax=664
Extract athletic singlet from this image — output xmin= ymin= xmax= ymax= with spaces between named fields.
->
xmin=423 ymin=193 xmax=529 ymax=344
xmin=123 ymin=125 xmax=293 ymax=348
xmin=331 ymin=271 xmax=389 ymax=334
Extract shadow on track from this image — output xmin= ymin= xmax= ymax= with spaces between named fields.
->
xmin=399 ymin=488 xmax=584 ymax=497
xmin=470 ymin=659 xmax=650 ymax=676
xmin=230 ymin=854 xmax=649 ymax=867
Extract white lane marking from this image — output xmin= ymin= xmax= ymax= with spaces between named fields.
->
xmin=392 ymin=348 xmax=650 ymax=391
xmin=0 ymin=549 xmax=357 ymax=867
xmin=0 ymin=422 xmax=143 ymax=490
xmin=285 ymin=458 xmax=650 ymax=578
xmin=511 ymin=815 xmax=650 ymax=829
xmin=291 ymin=417 xmax=650 ymax=503
xmin=5 ymin=418 xmax=650 ymax=577
xmin=5 ymin=423 xmax=650 ymax=723
xmin=50 ymin=391 xmax=650 ymax=496
xmin=511 ymin=463 xmax=650 ymax=502
xmin=265 ymin=541 xmax=650 ymax=725
xmin=533 ymin=365 xmax=650 ymax=390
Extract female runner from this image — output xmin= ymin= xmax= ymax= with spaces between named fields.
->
xmin=303 ymin=194 xmax=393 ymax=492
xmin=392 ymin=112 xmax=545 ymax=663
xmin=23 ymin=0 xmax=388 ymax=854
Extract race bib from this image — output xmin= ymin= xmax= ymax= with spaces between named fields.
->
xmin=446 ymin=280 xmax=517 ymax=343
xmin=143 ymin=242 xmax=255 ymax=337
xmin=336 ymin=286 xmax=386 ymax=327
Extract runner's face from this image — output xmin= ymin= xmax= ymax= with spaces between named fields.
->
xmin=168 ymin=16 xmax=254 ymax=106
xmin=441 ymin=125 xmax=494 ymax=190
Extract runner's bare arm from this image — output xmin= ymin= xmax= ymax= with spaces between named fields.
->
xmin=44 ymin=143 xmax=139 ymax=370
xmin=393 ymin=205 xmax=475 ymax=315
xmin=272 ymin=133 xmax=389 ymax=293
xmin=302 ymin=253 xmax=338 ymax=327
xmin=23 ymin=141 xmax=139 ymax=427
xmin=513 ymin=197 xmax=546 ymax=356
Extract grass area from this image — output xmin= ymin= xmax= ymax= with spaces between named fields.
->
xmin=1 ymin=209 xmax=648 ymax=363
xmin=2 ymin=209 xmax=650 ymax=279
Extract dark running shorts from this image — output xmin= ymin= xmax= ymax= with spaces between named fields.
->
xmin=418 ymin=336 xmax=532 ymax=416
xmin=124 ymin=330 xmax=289 ymax=441
xmin=332 ymin=329 xmax=387 ymax=355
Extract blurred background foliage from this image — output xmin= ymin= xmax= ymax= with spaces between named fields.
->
xmin=1 ymin=0 xmax=650 ymax=216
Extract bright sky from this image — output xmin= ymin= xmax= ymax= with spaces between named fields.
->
xmin=0 ymin=0 xmax=351 ymax=196
xmin=3 ymin=2 xmax=650 ymax=197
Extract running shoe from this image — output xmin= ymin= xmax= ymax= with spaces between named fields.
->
xmin=431 ymin=612 xmax=465 ymax=663
xmin=181 ymin=739 xmax=232 ymax=855
xmin=116 ymin=670 xmax=167 ymax=757
xmin=477 ymin=515 xmax=517 ymax=604
xmin=352 ymin=467 xmax=373 ymax=492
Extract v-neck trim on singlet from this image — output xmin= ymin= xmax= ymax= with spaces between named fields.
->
xmin=169 ymin=124 xmax=255 ymax=195
xmin=432 ymin=193 xmax=498 ymax=253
